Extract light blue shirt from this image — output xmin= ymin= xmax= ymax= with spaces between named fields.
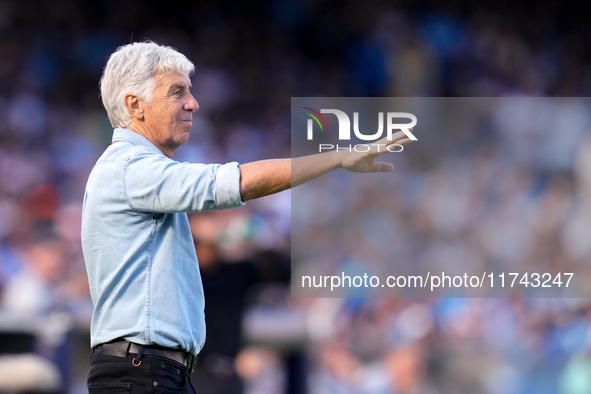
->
xmin=81 ymin=128 xmax=243 ymax=355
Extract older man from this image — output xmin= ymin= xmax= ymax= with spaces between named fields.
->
xmin=82 ymin=41 xmax=412 ymax=393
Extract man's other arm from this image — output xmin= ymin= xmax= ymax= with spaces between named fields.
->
xmin=238 ymin=130 xmax=413 ymax=201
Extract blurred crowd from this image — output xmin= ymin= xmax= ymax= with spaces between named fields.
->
xmin=292 ymin=97 xmax=591 ymax=393
xmin=1 ymin=0 xmax=591 ymax=393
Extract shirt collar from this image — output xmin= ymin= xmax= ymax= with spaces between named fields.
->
xmin=112 ymin=128 xmax=164 ymax=156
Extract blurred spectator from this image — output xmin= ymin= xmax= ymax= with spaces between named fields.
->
xmin=2 ymin=234 xmax=65 ymax=314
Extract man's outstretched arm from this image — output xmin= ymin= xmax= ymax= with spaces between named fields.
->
xmin=239 ymin=130 xmax=413 ymax=201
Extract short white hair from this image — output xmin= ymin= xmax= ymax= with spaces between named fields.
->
xmin=100 ymin=41 xmax=195 ymax=128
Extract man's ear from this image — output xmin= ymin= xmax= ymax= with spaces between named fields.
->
xmin=124 ymin=93 xmax=144 ymax=120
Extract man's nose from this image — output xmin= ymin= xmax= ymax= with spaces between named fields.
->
xmin=185 ymin=94 xmax=199 ymax=112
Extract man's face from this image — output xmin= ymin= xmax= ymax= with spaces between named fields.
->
xmin=140 ymin=72 xmax=199 ymax=156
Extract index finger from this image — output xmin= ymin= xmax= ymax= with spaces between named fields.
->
xmin=375 ymin=128 xmax=416 ymax=146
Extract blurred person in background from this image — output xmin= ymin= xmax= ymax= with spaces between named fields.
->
xmin=189 ymin=210 xmax=258 ymax=394
xmin=2 ymin=234 xmax=66 ymax=314
xmin=81 ymin=41 xmax=413 ymax=393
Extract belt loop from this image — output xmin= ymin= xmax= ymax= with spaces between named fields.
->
xmin=132 ymin=345 xmax=144 ymax=367
xmin=190 ymin=355 xmax=198 ymax=373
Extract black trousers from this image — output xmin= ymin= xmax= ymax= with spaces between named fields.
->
xmin=88 ymin=347 xmax=197 ymax=393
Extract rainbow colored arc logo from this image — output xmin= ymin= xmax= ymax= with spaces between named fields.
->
xmin=303 ymin=107 xmax=329 ymax=132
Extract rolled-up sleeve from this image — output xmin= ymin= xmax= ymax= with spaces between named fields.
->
xmin=212 ymin=160 xmax=244 ymax=210
xmin=124 ymin=151 xmax=244 ymax=213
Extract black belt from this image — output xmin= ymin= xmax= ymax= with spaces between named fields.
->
xmin=95 ymin=339 xmax=198 ymax=372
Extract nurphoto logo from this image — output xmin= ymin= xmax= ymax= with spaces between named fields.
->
xmin=303 ymin=108 xmax=417 ymax=152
